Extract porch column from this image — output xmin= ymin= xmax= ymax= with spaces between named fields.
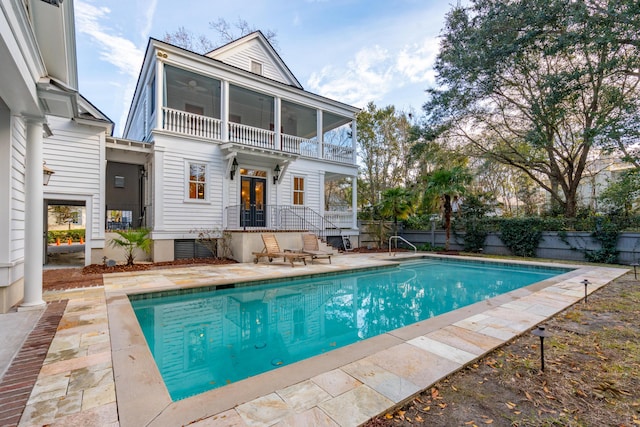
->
xmin=221 ymin=80 xmax=229 ymax=141
xmin=351 ymin=118 xmax=357 ymax=164
xmin=319 ymin=172 xmax=325 ymax=217
xmin=274 ymin=97 xmax=281 ymax=150
xmin=351 ymin=175 xmax=358 ymax=230
xmin=155 ymin=60 xmax=164 ymax=130
xmin=316 ymin=109 xmax=323 ymax=159
xmin=153 ymin=145 xmax=165 ymax=231
xmin=21 ymin=118 xmax=46 ymax=310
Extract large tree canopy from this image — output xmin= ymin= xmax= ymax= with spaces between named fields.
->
xmin=425 ymin=0 xmax=640 ymax=217
xmin=357 ymin=102 xmax=416 ymax=210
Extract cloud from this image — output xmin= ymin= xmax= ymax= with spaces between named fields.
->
xmin=307 ymin=45 xmax=395 ymax=108
xmin=306 ymin=35 xmax=441 ymax=109
xmin=139 ymin=0 xmax=158 ymax=41
xmin=75 ymin=1 xmax=144 ymax=78
xmin=396 ymin=37 xmax=439 ymax=84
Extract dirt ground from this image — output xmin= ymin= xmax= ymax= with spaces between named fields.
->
xmin=364 ymin=270 xmax=640 ymax=427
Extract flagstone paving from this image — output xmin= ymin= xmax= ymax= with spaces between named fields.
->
xmin=4 ymin=254 xmax=628 ymax=426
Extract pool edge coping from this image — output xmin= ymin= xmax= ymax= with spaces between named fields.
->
xmin=106 ymin=256 xmax=628 ymax=427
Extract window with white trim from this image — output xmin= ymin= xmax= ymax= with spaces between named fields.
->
xmin=293 ymin=176 xmax=305 ymax=205
xmin=188 ymin=162 xmax=207 ymax=200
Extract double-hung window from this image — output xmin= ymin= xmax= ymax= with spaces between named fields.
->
xmin=188 ymin=162 xmax=207 ymax=200
xmin=293 ymin=176 xmax=305 ymax=205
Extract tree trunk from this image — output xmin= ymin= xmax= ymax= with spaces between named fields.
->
xmin=443 ymin=194 xmax=452 ymax=250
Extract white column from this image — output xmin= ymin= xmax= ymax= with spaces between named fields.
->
xmin=153 ymin=146 xmax=165 ymax=231
xmin=274 ymin=97 xmax=281 ymax=151
xmin=351 ymin=118 xmax=357 ymax=164
xmin=319 ymin=171 xmax=325 ymax=215
xmin=21 ymin=118 xmax=45 ymax=310
xmin=221 ymin=80 xmax=229 ymax=141
xmin=155 ymin=60 xmax=164 ymax=130
xmin=351 ymin=175 xmax=358 ymax=230
xmin=316 ymin=110 xmax=323 ymax=159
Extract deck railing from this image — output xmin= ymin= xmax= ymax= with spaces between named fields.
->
xmin=324 ymin=211 xmax=354 ymax=229
xmin=228 ymin=122 xmax=275 ymax=149
xmin=161 ymin=107 xmax=355 ymax=165
xmin=162 ymin=107 xmax=222 ymax=139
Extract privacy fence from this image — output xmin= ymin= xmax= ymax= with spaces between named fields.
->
xmin=398 ymin=230 xmax=640 ymax=265
xmin=358 ymin=220 xmax=640 ymax=265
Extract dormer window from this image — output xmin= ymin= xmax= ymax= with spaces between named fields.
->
xmin=251 ymin=61 xmax=263 ymax=75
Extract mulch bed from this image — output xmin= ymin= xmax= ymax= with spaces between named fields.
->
xmin=43 ymin=258 xmax=237 ymax=292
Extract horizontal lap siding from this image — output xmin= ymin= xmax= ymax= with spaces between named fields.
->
xmin=217 ymin=43 xmax=289 ymax=84
xmin=10 ymin=117 xmax=26 ymax=263
xmin=285 ymin=163 xmax=321 ymax=213
xmin=43 ymin=117 xmax=103 ymax=235
xmin=160 ymin=138 xmax=224 ymax=231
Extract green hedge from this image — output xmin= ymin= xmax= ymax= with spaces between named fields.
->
xmin=47 ymin=229 xmax=85 ymax=244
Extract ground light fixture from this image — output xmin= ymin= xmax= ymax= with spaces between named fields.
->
xmin=581 ymin=279 xmax=590 ymax=303
xmin=531 ymin=325 xmax=552 ymax=372
xmin=631 ymin=262 xmax=638 ymax=280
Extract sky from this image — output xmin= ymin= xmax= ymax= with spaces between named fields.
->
xmin=74 ymin=0 xmax=456 ymax=136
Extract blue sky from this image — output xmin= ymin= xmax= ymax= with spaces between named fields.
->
xmin=74 ymin=0 xmax=456 ymax=136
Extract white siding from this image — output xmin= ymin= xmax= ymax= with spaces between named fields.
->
xmin=10 ymin=116 xmax=26 ymax=263
xmin=284 ymin=163 xmax=321 ymax=213
xmin=154 ymin=135 xmax=225 ymax=232
xmin=213 ymin=41 xmax=292 ymax=85
xmin=43 ymin=116 xmax=104 ymax=238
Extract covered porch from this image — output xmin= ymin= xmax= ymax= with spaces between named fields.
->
xmin=157 ymin=64 xmax=357 ymax=166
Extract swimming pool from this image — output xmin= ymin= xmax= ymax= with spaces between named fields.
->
xmin=130 ymin=258 xmax=569 ymax=400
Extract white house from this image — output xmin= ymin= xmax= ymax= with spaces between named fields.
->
xmin=1 ymin=1 xmax=360 ymax=312
xmin=0 ymin=0 xmax=112 ymax=313
xmin=120 ymin=33 xmax=360 ymax=262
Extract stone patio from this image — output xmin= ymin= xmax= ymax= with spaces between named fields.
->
xmin=5 ymin=254 xmax=627 ymax=426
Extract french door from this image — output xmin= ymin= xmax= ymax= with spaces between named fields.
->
xmin=240 ymin=176 xmax=266 ymax=227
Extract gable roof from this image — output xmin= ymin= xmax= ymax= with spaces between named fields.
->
xmin=205 ymin=31 xmax=302 ymax=89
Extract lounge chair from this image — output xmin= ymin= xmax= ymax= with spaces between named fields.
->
xmin=301 ymin=233 xmax=332 ymax=264
xmin=253 ymin=233 xmax=309 ymax=267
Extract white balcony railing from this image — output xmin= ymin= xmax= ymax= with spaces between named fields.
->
xmin=324 ymin=211 xmax=354 ymax=228
xmin=323 ymin=142 xmax=354 ymax=163
xmin=228 ymin=122 xmax=275 ymax=150
xmin=281 ymin=134 xmax=307 ymax=153
xmin=162 ymin=107 xmax=221 ymax=139
xmin=161 ymin=107 xmax=355 ymax=165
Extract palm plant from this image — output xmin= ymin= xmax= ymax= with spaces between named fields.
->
xmin=423 ymin=166 xmax=472 ymax=250
xmin=380 ymin=187 xmax=414 ymax=237
xmin=109 ymin=228 xmax=151 ymax=266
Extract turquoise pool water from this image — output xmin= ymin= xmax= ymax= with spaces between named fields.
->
xmin=130 ymin=258 xmax=568 ymax=400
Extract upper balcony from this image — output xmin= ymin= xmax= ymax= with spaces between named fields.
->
xmin=156 ymin=64 xmax=357 ymax=165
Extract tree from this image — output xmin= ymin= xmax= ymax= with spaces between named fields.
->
xmin=425 ymin=0 xmax=640 ymax=217
xmin=49 ymin=205 xmax=78 ymax=230
xmin=357 ymin=103 xmax=416 ymax=210
xmin=423 ymin=166 xmax=472 ymax=250
xmin=598 ymin=169 xmax=640 ymax=216
xmin=164 ymin=19 xmax=279 ymax=54
xmin=379 ymin=187 xmax=414 ymax=236
xmin=109 ymin=229 xmax=151 ymax=266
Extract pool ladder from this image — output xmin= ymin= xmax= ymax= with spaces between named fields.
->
xmin=388 ymin=235 xmax=417 ymax=256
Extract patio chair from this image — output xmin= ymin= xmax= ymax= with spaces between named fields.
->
xmin=253 ymin=233 xmax=309 ymax=267
xmin=301 ymin=233 xmax=332 ymax=264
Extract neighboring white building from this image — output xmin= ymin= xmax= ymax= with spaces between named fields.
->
xmin=121 ymin=34 xmax=360 ymax=262
xmin=0 ymin=0 xmax=112 ymax=313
